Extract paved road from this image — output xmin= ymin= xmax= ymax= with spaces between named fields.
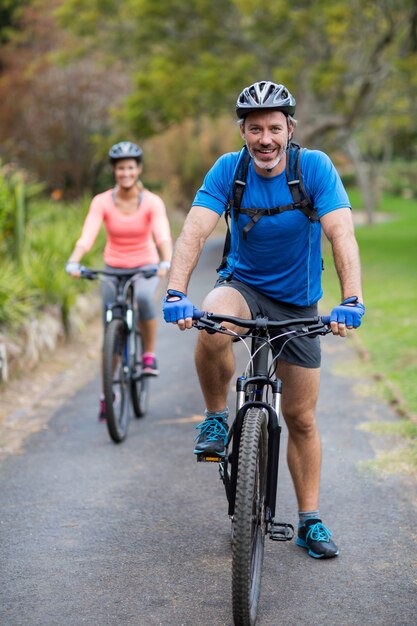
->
xmin=1 ymin=239 xmax=416 ymax=626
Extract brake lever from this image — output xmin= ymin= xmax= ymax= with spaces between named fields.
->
xmin=192 ymin=318 xmax=225 ymax=334
xmin=296 ymin=322 xmax=331 ymax=338
xmin=306 ymin=322 xmax=332 ymax=337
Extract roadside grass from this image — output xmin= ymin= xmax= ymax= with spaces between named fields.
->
xmin=322 ymin=190 xmax=417 ymax=473
xmin=358 ymin=420 xmax=417 ymax=477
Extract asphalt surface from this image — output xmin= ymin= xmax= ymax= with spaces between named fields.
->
xmin=1 ymin=239 xmax=416 ymax=626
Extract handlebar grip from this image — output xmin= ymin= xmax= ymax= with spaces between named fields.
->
xmin=192 ymin=309 xmax=205 ymax=320
xmin=80 ymin=267 xmax=97 ymax=280
xmin=321 ymin=315 xmax=331 ymax=325
xmin=143 ymin=267 xmax=158 ymax=279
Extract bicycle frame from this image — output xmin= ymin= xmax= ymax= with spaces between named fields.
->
xmin=104 ymin=277 xmax=137 ymax=368
xmin=105 ymin=276 xmax=135 ymax=326
xmin=194 ymin=311 xmax=330 ymax=540
xmin=81 ymin=266 xmax=157 ymax=371
xmin=79 ymin=266 xmax=158 ymax=441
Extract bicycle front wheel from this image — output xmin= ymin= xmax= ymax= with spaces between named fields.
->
xmin=232 ymin=407 xmax=268 ymax=626
xmin=103 ymin=319 xmax=130 ymax=443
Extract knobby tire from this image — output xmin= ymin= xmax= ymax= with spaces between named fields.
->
xmin=131 ymin=331 xmax=150 ymax=418
xmin=232 ymin=407 xmax=268 ymax=626
xmin=103 ymin=319 xmax=130 ymax=443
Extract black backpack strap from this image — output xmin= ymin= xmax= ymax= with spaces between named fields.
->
xmin=217 ymin=142 xmax=318 ymax=271
xmin=286 ymin=142 xmax=318 ymax=222
xmin=216 ymin=147 xmax=250 ymax=273
xmin=216 ymin=215 xmax=232 ymax=273
xmin=239 ymin=143 xmax=318 ymax=239
xmin=241 ymin=204 xmax=295 ymax=238
xmin=232 ymin=146 xmax=251 ymax=215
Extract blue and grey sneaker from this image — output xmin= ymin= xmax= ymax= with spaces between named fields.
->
xmin=296 ymin=518 xmax=339 ymax=559
xmin=194 ymin=411 xmax=228 ymax=457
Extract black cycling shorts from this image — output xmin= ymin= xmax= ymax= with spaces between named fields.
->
xmin=215 ymin=278 xmax=321 ymax=369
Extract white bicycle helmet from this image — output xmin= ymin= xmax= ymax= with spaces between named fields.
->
xmin=236 ymin=81 xmax=296 ymax=118
xmin=108 ymin=141 xmax=143 ymax=163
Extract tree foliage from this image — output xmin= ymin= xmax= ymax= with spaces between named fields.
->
xmin=0 ymin=0 xmax=29 ymax=46
xmin=0 ymin=0 xmax=131 ymax=195
xmin=54 ymin=0 xmax=417 ymax=214
xmin=56 ymin=0 xmax=417 ymax=144
xmin=1 ymin=0 xmax=417 ymax=206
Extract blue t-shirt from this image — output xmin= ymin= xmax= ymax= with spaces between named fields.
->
xmin=192 ymin=148 xmax=351 ymax=306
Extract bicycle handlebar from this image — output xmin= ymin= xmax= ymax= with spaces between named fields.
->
xmin=192 ymin=310 xmax=331 ymax=332
xmin=80 ymin=266 xmax=158 ymax=281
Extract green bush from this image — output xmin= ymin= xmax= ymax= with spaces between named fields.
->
xmin=0 ymin=162 xmax=46 ymax=261
xmin=0 ymin=166 xmax=16 ymax=256
xmin=0 ymin=260 xmax=38 ymax=331
xmin=0 ymin=193 xmax=104 ymax=334
xmin=24 ymin=197 xmax=104 ymax=329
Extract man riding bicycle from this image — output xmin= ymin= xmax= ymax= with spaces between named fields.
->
xmin=163 ymin=81 xmax=365 ymax=559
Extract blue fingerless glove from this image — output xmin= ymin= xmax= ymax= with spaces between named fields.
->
xmin=330 ymin=296 xmax=365 ymax=328
xmin=163 ymin=289 xmax=199 ymax=322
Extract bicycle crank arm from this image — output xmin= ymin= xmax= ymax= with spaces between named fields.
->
xmin=269 ymin=522 xmax=294 ymax=542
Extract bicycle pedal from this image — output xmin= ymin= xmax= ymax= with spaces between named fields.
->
xmin=196 ymin=453 xmax=223 ymax=463
xmin=269 ymin=522 xmax=294 ymax=542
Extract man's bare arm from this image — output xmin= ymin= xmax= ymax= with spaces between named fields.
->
xmin=321 ymin=208 xmax=363 ymax=303
xmin=321 ymin=208 xmax=364 ymax=336
xmin=168 ymin=206 xmax=221 ymax=295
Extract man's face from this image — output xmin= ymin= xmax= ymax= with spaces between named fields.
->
xmin=240 ymin=110 xmax=291 ymax=175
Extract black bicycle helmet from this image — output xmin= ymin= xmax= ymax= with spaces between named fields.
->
xmin=108 ymin=141 xmax=143 ymax=163
xmin=236 ymin=81 xmax=296 ymax=118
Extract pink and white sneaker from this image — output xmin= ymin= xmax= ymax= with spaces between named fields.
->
xmin=142 ymin=353 xmax=159 ymax=376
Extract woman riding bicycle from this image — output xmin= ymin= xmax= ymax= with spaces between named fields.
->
xmin=66 ymin=141 xmax=172 ymax=420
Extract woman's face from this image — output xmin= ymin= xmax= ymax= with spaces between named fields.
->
xmin=113 ymin=159 xmax=141 ymax=190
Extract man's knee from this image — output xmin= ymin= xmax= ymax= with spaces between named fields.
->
xmin=196 ymin=325 xmax=232 ymax=354
xmin=284 ymin=408 xmax=318 ymax=438
xmin=202 ymin=286 xmax=250 ymax=318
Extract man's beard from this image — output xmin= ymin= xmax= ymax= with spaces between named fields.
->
xmin=247 ymin=145 xmax=286 ymax=171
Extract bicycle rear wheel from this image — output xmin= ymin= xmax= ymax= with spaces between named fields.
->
xmin=131 ymin=373 xmax=150 ymax=418
xmin=131 ymin=331 xmax=150 ymax=418
xmin=232 ymin=407 xmax=268 ymax=626
xmin=103 ymin=319 xmax=130 ymax=443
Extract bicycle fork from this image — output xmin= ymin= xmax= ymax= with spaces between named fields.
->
xmin=222 ymin=349 xmax=294 ymax=542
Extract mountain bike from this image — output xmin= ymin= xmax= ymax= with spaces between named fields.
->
xmin=81 ymin=266 xmax=157 ymax=443
xmin=192 ymin=310 xmax=331 ymax=626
